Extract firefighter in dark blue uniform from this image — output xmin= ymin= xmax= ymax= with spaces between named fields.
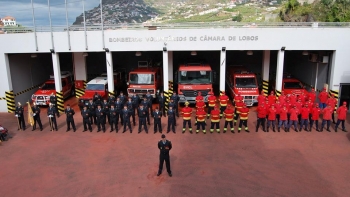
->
xmin=122 ymin=105 xmax=132 ymax=133
xmin=88 ymin=99 xmax=96 ymax=125
xmin=81 ymin=106 xmax=92 ymax=132
xmin=32 ymin=103 xmax=43 ymax=131
xmin=109 ymin=104 xmax=118 ymax=132
xmin=157 ymin=134 xmax=172 ymax=177
xmin=126 ymin=97 xmax=136 ymax=126
xmin=102 ymin=99 xmax=110 ymax=124
xmin=93 ymin=92 xmax=102 ymax=103
xmin=131 ymin=93 xmax=140 ymax=108
xmin=141 ymin=97 xmax=151 ymax=125
xmin=64 ymin=104 xmax=76 ymax=132
xmin=158 ymin=92 xmax=166 ymax=117
xmin=170 ymin=92 xmax=180 ymax=117
xmin=167 ymin=106 xmax=176 ymax=133
xmin=115 ymin=97 xmax=124 ymax=125
xmin=168 ymin=98 xmax=177 ymax=126
xmin=47 ymin=103 xmax=58 ymax=131
xmin=95 ymin=105 xmax=106 ymax=132
xmin=146 ymin=91 xmax=153 ymax=116
xmin=118 ymin=91 xmax=127 ymax=105
xmin=15 ymin=102 xmax=26 ymax=130
xmin=108 ymin=94 xmax=116 ymax=105
xmin=49 ymin=93 xmax=60 ymax=117
xmin=153 ymin=107 xmax=162 ymax=133
xmin=137 ymin=105 xmax=148 ymax=133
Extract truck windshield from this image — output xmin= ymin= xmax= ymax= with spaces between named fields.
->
xmin=284 ymin=82 xmax=303 ymax=89
xmin=178 ymin=71 xmax=212 ymax=84
xmin=129 ymin=74 xmax=154 ymax=84
xmin=41 ymin=83 xmax=55 ymax=90
xmin=235 ymin=78 xmax=257 ymax=88
xmin=86 ymin=84 xmax=105 ymax=90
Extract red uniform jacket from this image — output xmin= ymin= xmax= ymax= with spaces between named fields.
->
xmin=224 ymin=108 xmax=234 ymax=121
xmin=257 ymin=105 xmax=267 ymax=118
xmin=326 ymin=98 xmax=337 ymax=110
xmin=306 ymin=101 xmax=313 ymax=112
xmin=196 ymin=101 xmax=206 ymax=110
xmin=311 ymin=107 xmax=321 ymax=120
xmin=257 ymin=95 xmax=266 ymax=105
xmin=337 ymin=106 xmax=348 ymax=120
xmin=289 ymin=95 xmax=297 ymax=104
xmin=308 ymin=92 xmax=316 ymax=103
xmin=322 ymin=107 xmax=332 ymax=120
xmin=182 ymin=107 xmax=192 ymax=120
xmin=219 ymin=95 xmax=229 ymax=106
xmin=298 ymin=94 xmax=307 ymax=104
xmin=268 ymin=95 xmax=276 ymax=104
xmin=279 ymin=108 xmax=288 ymax=121
xmin=210 ymin=109 xmax=220 ymax=122
xmin=208 ymin=95 xmax=217 ymax=107
xmin=195 ymin=95 xmax=204 ymax=103
xmin=235 ymin=102 xmax=244 ymax=113
xmin=268 ymin=108 xmax=277 ymax=120
xmin=295 ymin=102 xmax=303 ymax=111
xmin=318 ymin=91 xmax=328 ymax=103
xmin=289 ymin=108 xmax=299 ymax=121
xmin=274 ymin=103 xmax=282 ymax=114
xmin=234 ymin=95 xmax=244 ymax=103
xmin=300 ymin=107 xmax=310 ymax=119
xmin=240 ymin=107 xmax=249 ymax=120
xmin=285 ymin=102 xmax=292 ymax=111
xmin=196 ymin=110 xmax=207 ymax=122
xmin=279 ymin=95 xmax=286 ymax=105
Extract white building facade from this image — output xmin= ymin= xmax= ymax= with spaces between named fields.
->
xmin=0 ymin=23 xmax=349 ymax=112
xmin=1 ymin=16 xmax=17 ymax=26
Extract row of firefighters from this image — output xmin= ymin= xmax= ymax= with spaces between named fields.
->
xmin=13 ymin=88 xmax=348 ymax=133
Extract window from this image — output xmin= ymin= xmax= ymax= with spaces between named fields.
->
xmin=284 ymin=82 xmax=303 ymax=89
xmin=178 ymin=71 xmax=212 ymax=84
xmin=235 ymin=77 xmax=257 ymax=88
xmin=41 ymin=83 xmax=55 ymax=90
xmin=129 ymin=74 xmax=154 ymax=84
xmin=86 ymin=84 xmax=105 ymax=90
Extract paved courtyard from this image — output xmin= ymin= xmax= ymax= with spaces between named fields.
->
xmin=1 ymin=98 xmax=350 ymax=197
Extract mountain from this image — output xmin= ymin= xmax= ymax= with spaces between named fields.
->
xmin=73 ymin=0 xmax=159 ymax=25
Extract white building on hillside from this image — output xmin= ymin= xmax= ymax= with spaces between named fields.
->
xmin=1 ymin=16 xmax=16 ymax=26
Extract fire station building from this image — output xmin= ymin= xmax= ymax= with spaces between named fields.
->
xmin=0 ymin=23 xmax=349 ymax=112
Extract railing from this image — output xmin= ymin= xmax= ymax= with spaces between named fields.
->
xmin=1 ymin=22 xmax=350 ymax=34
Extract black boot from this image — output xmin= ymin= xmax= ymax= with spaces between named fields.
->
xmin=278 ymin=127 xmax=280 ymax=132
xmin=255 ymin=127 xmax=258 ymax=132
xmin=267 ymin=127 xmax=269 ymax=132
xmin=272 ymin=127 xmax=275 ymax=132
xmin=335 ymin=127 xmax=338 ymax=132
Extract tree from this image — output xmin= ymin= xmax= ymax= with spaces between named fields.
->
xmin=232 ymin=13 xmax=243 ymax=22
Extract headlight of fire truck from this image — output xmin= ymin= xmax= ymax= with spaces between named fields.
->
xmin=31 ymin=94 xmax=35 ymax=100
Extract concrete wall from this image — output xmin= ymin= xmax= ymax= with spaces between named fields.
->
xmin=8 ymin=53 xmax=53 ymax=105
xmin=1 ymin=27 xmax=350 ymax=111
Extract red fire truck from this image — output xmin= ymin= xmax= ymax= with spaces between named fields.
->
xmin=127 ymin=61 xmax=163 ymax=99
xmin=31 ymin=71 xmax=74 ymax=106
xmin=79 ymin=77 xmax=108 ymax=106
xmin=280 ymin=75 xmax=309 ymax=96
xmin=176 ymin=63 xmax=215 ymax=104
xmin=226 ymin=66 xmax=259 ymax=106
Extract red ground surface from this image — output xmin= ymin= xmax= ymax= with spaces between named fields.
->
xmin=1 ymin=97 xmax=350 ymax=197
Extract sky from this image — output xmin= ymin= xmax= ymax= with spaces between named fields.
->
xmin=0 ymin=0 xmax=99 ymax=26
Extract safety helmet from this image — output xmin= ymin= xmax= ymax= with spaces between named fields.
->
xmin=185 ymin=101 xmax=190 ymax=106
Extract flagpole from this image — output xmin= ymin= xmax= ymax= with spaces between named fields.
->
xmin=65 ymin=0 xmax=71 ymax=50
xmin=100 ymin=0 xmax=105 ymax=49
xmin=31 ymin=0 xmax=38 ymax=51
xmin=48 ymin=0 xmax=54 ymax=50
xmin=82 ymin=0 xmax=88 ymax=50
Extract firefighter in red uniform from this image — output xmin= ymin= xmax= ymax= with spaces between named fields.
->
xmin=305 ymin=99 xmax=314 ymax=124
xmin=300 ymin=104 xmax=310 ymax=132
xmin=195 ymin=91 xmax=204 ymax=103
xmin=210 ymin=105 xmax=220 ymax=133
xmin=289 ymin=92 xmax=297 ymax=105
xmin=256 ymin=103 xmax=267 ymax=132
xmin=278 ymin=105 xmax=288 ymax=132
xmin=295 ymin=99 xmax=303 ymax=124
xmin=310 ymin=103 xmax=321 ymax=132
xmin=335 ymin=102 xmax=348 ymax=132
xmin=285 ymin=98 xmax=292 ymax=122
xmin=223 ymin=104 xmax=235 ymax=133
xmin=288 ymin=105 xmax=300 ymax=132
xmin=268 ymin=91 xmax=276 ymax=104
xmin=181 ymin=101 xmax=192 ymax=133
xmin=318 ymin=88 xmax=328 ymax=109
xmin=234 ymin=99 xmax=244 ymax=126
xmin=238 ymin=104 xmax=249 ymax=133
xmin=219 ymin=91 xmax=229 ymax=118
xmin=257 ymin=90 xmax=266 ymax=106
xmin=279 ymin=91 xmax=286 ymax=106
xmin=267 ymin=104 xmax=277 ymax=132
xmin=275 ymin=99 xmax=282 ymax=123
xmin=321 ymin=105 xmax=333 ymax=132
xmin=298 ymin=92 xmax=307 ymax=104
xmin=195 ymin=98 xmax=206 ymax=125
xmin=195 ymin=107 xmax=207 ymax=134
xmin=326 ymin=93 xmax=337 ymax=123
xmin=308 ymin=89 xmax=317 ymax=103
xmin=234 ymin=93 xmax=244 ymax=104
xmin=207 ymin=91 xmax=216 ymax=119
